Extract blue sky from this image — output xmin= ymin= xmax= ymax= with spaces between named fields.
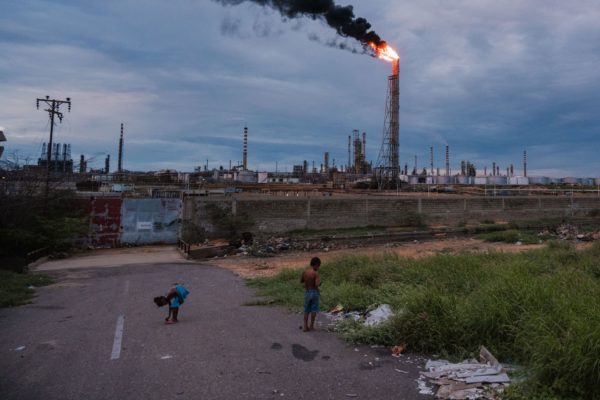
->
xmin=1 ymin=0 xmax=599 ymax=177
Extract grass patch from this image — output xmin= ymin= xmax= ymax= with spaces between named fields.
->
xmin=248 ymin=243 xmax=600 ymax=399
xmin=477 ymin=229 xmax=542 ymax=244
xmin=0 ymin=270 xmax=53 ymax=307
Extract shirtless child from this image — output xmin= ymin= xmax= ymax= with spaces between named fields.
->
xmin=300 ymin=257 xmax=322 ymax=332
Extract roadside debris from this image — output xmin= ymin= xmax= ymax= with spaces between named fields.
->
xmin=14 ymin=346 xmax=26 ymax=351
xmin=541 ymin=224 xmax=599 ymax=242
xmin=364 ymin=304 xmax=393 ymax=326
xmin=329 ymin=304 xmax=344 ymax=314
xmin=323 ymin=304 xmax=394 ymax=329
xmin=421 ymin=346 xmax=510 ymax=399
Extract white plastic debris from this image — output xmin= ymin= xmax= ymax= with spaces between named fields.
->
xmin=416 ymin=377 xmax=434 ymax=395
xmin=364 ymin=304 xmax=393 ymax=326
xmin=14 ymin=346 xmax=26 ymax=351
xmin=420 ymin=346 xmax=511 ymax=400
xmin=160 ymin=355 xmax=173 ymax=359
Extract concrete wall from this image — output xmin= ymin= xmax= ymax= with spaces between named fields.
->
xmin=120 ymin=198 xmax=182 ymax=245
xmin=87 ymin=197 xmax=182 ymax=246
xmin=183 ymin=195 xmax=600 ymax=236
xmin=88 ymin=197 xmax=122 ymax=247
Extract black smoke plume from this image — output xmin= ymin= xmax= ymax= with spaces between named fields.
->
xmin=214 ymin=0 xmax=385 ymax=49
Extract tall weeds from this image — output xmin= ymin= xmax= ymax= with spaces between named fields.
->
xmin=249 ymin=242 xmax=600 ymax=399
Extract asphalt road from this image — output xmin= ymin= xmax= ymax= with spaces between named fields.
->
xmin=0 ymin=254 xmax=431 ymax=400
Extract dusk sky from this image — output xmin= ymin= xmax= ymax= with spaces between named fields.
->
xmin=1 ymin=0 xmax=599 ymax=177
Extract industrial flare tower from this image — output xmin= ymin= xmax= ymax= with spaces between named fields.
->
xmin=376 ymin=58 xmax=400 ymax=186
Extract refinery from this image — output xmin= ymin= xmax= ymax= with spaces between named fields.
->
xmin=1 ymin=50 xmax=598 ymax=196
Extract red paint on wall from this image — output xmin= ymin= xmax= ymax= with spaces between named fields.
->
xmin=87 ymin=197 xmax=122 ymax=247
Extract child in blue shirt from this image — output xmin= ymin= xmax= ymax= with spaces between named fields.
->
xmin=154 ymin=283 xmax=189 ymax=324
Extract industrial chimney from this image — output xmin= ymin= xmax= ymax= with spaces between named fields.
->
xmin=362 ymin=132 xmax=367 ymax=165
xmin=105 ymin=154 xmax=110 ymax=174
xmin=523 ymin=150 xmax=527 ymax=177
xmin=430 ymin=146 xmax=434 ymax=176
xmin=243 ymin=126 xmax=248 ymax=170
xmin=118 ymin=123 xmax=124 ymax=173
xmin=79 ymin=155 xmax=86 ymax=174
xmin=324 ymin=152 xmax=330 ymax=175
xmin=445 ymin=145 xmax=450 ymax=176
xmin=348 ymin=135 xmax=352 ymax=173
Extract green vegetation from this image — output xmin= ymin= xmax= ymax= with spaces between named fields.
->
xmin=0 ymin=189 xmax=89 ymax=272
xmin=477 ymin=229 xmax=542 ymax=244
xmin=248 ymin=243 xmax=600 ymax=399
xmin=0 ymin=270 xmax=53 ymax=307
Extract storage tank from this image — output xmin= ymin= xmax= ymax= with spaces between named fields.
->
xmin=563 ymin=177 xmax=581 ymax=185
xmin=435 ymin=176 xmax=452 ymax=185
xmin=508 ymin=176 xmax=529 ymax=185
xmin=457 ymin=176 xmax=471 ymax=185
xmin=582 ymin=178 xmax=594 ymax=186
xmin=486 ymin=176 xmax=508 ymax=185
xmin=408 ymin=176 xmax=419 ymax=185
xmin=528 ymin=176 xmax=550 ymax=185
xmin=237 ymin=170 xmax=257 ymax=183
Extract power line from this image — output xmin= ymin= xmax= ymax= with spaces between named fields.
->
xmin=36 ymin=95 xmax=72 ymax=202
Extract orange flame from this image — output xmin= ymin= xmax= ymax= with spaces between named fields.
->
xmin=369 ymin=42 xmax=399 ymax=62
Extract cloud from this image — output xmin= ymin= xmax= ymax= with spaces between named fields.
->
xmin=1 ymin=0 xmax=599 ymax=176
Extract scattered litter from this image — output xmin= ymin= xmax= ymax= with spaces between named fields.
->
xmin=420 ymin=346 xmax=510 ymax=400
xmin=27 ymin=285 xmax=35 ymax=290
xmin=416 ymin=377 xmax=434 ymax=395
xmin=395 ymin=369 xmax=409 ymax=374
xmin=329 ymin=304 xmax=344 ymax=314
xmin=544 ymin=224 xmax=598 ymax=242
xmin=14 ymin=346 xmax=26 ymax=351
xmin=160 ymin=355 xmax=174 ymax=359
xmin=364 ymin=304 xmax=393 ymax=326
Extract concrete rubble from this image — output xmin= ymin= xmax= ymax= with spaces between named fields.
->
xmin=421 ymin=346 xmax=510 ymax=400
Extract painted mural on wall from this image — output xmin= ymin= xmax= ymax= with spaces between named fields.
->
xmin=120 ymin=198 xmax=182 ymax=245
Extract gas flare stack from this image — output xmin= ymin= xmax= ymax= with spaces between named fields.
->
xmin=374 ymin=43 xmax=400 ymax=188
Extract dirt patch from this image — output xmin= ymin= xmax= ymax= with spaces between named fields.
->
xmin=209 ymin=238 xmax=550 ymax=278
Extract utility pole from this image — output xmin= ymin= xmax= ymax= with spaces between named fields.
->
xmin=36 ymin=96 xmax=71 ymax=201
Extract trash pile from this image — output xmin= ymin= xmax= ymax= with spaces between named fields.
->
xmin=324 ymin=304 xmax=394 ymax=329
xmin=420 ymin=346 xmax=511 ymax=400
xmin=231 ymin=235 xmax=346 ymax=257
xmin=540 ymin=224 xmax=599 ymax=242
